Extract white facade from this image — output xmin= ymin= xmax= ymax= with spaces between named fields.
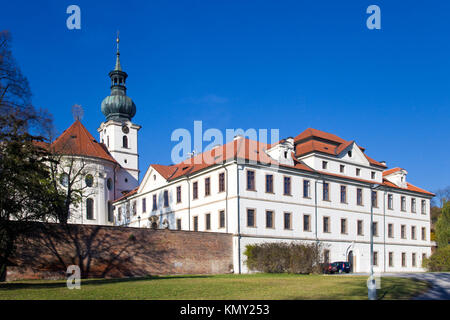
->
xmin=113 ymin=136 xmax=433 ymax=274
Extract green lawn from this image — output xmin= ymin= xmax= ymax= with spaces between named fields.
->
xmin=0 ymin=273 xmax=429 ymax=300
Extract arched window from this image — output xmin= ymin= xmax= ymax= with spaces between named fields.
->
xmin=86 ymin=198 xmax=94 ymax=220
xmin=122 ymin=135 xmax=128 ymax=148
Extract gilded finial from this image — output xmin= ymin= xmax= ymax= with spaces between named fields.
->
xmin=114 ymin=31 xmax=122 ymax=71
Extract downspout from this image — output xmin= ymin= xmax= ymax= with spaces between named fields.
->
xmin=236 ymin=161 xmax=241 ymax=274
xmin=223 ymin=163 xmax=229 ymax=234
xmin=187 ymin=176 xmax=191 ymax=231
xmin=383 ymin=189 xmax=387 ymax=273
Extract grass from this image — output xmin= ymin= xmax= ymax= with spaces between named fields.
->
xmin=0 ymin=273 xmax=429 ymax=300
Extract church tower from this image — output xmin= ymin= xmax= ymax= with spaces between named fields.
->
xmin=98 ymin=35 xmax=140 ymax=194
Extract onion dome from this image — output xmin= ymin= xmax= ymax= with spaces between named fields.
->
xmin=101 ymin=34 xmax=136 ymax=121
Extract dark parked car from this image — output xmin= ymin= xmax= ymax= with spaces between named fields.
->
xmin=330 ymin=261 xmax=351 ymax=274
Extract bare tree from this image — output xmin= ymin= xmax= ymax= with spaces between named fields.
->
xmin=0 ymin=30 xmax=61 ymax=281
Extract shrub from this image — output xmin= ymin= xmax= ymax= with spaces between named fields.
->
xmin=423 ymin=246 xmax=450 ymax=272
xmin=244 ymin=242 xmax=323 ymax=274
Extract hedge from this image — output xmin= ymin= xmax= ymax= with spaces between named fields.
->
xmin=243 ymin=242 xmax=323 ymax=274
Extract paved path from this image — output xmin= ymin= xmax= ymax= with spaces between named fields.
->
xmin=382 ymin=272 xmax=450 ymax=300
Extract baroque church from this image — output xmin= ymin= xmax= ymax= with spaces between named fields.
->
xmin=49 ymin=36 xmax=140 ymax=225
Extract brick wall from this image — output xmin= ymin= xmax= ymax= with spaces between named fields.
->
xmin=6 ymin=223 xmax=233 ymax=281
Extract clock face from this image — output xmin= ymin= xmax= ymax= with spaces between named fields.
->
xmin=122 ymin=125 xmax=129 ymax=134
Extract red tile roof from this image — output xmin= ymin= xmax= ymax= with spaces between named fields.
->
xmin=50 ymin=120 xmax=118 ymax=164
xmin=382 ymin=167 xmax=403 ymax=176
xmin=382 ymin=179 xmax=434 ymax=196
xmin=294 ymin=128 xmax=386 ymax=168
xmin=147 ymin=137 xmax=313 ymax=182
xmin=113 ymin=187 xmax=138 ymax=203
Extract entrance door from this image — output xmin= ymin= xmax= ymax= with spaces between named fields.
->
xmin=348 ymin=251 xmax=354 ymax=273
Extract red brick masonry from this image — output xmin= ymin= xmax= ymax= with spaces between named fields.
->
xmin=6 ymin=223 xmax=233 ymax=281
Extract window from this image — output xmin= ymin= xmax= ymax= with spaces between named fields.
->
xmin=323 ymin=182 xmax=330 ymax=201
xmin=205 ymin=213 xmax=211 ymax=230
xmin=402 ymin=252 xmax=406 ymax=267
xmin=152 ymin=194 xmax=157 ymax=211
xmin=131 ymin=201 xmax=137 ymax=216
xmin=357 ymin=188 xmax=363 ymax=206
xmin=401 ymin=196 xmax=406 ymax=211
xmin=340 ymin=218 xmax=347 ymax=234
xmin=323 ymin=216 xmax=330 ymax=233
xmin=422 ymin=253 xmax=426 ymax=262
xmin=284 ymin=212 xmax=292 ymax=230
xmin=219 ymin=210 xmax=225 ymax=229
xmin=176 ymin=218 xmax=182 ymax=230
xmin=265 ymin=174 xmax=273 ymax=193
xmin=356 ymin=168 xmax=361 ymax=176
xmin=247 ymin=209 xmax=255 ymax=227
xmin=107 ymin=178 xmax=113 ymax=190
xmin=372 ymin=191 xmax=378 ymax=208
xmin=266 ymin=210 xmax=274 ymax=228
xmin=373 ymin=251 xmax=378 ymax=266
xmin=59 ymin=173 xmax=69 ymax=187
xmin=86 ymin=198 xmax=94 ymax=220
xmin=193 ymin=181 xmax=198 ymax=199
xmin=412 ymin=253 xmax=417 ymax=267
xmin=401 ymin=225 xmax=406 ymax=239
xmin=347 ymin=151 xmax=352 ymax=157
xmin=283 ymin=176 xmax=291 ymax=195
xmin=422 ymin=227 xmax=426 ymax=241
xmin=357 ymin=220 xmax=364 ymax=236
xmin=218 ymin=172 xmax=225 ymax=192
xmin=142 ymin=198 xmax=146 ymax=213
xmin=340 ymin=165 xmax=345 ymax=173
xmin=303 ymin=214 xmax=311 ymax=231
xmin=411 ymin=226 xmax=416 ymax=240
xmin=107 ymin=201 xmax=113 ymax=222
xmin=372 ymin=222 xmax=378 ymax=237
xmin=122 ymin=135 xmax=128 ymax=148
xmin=107 ymin=136 xmax=109 ymax=147
xmin=421 ymin=200 xmax=426 ymax=214
xmin=340 ymin=185 xmax=347 ymax=203
xmin=389 ymin=252 xmax=394 ymax=267
xmin=388 ymin=223 xmax=394 ymax=238
xmin=388 ymin=194 xmax=393 ymax=210
xmin=411 ymin=198 xmax=416 ymax=213
xmin=247 ymin=170 xmax=255 ymax=190
xmin=85 ymin=174 xmax=93 ymax=187
xmin=371 ymin=171 xmax=376 ymax=179
xmin=176 ymin=186 xmax=181 ymax=203
xmin=163 ymin=190 xmax=169 ymax=207
xmin=205 ymin=177 xmax=211 ymax=196
xmin=322 ymin=161 xmax=328 ymax=169
xmin=323 ymin=249 xmax=330 ymax=263
xmin=303 ymin=180 xmax=311 ymax=198
xmin=193 ymin=216 xmax=198 ymax=231
xmin=118 ymin=207 xmax=122 ymax=222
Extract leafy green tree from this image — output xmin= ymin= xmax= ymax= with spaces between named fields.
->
xmin=435 ymin=201 xmax=450 ymax=248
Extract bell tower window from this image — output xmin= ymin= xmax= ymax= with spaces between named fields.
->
xmin=122 ymin=135 xmax=128 ymax=148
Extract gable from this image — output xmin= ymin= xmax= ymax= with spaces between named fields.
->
xmin=336 ymin=142 xmax=370 ymax=166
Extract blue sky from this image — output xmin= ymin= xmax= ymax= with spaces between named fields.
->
xmin=1 ymin=0 xmax=449 ymax=192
